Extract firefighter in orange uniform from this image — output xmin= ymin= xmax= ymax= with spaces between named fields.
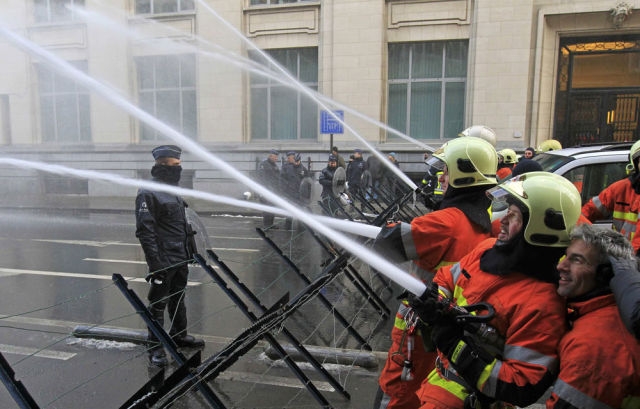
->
xmin=411 ymin=172 xmax=581 ymax=409
xmin=373 ymin=136 xmax=498 ymax=409
xmin=582 ymin=140 xmax=640 ymax=254
xmin=546 ymin=223 xmax=640 ymax=409
xmin=496 ymin=149 xmax=517 ymax=182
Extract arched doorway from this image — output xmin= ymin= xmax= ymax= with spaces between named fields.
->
xmin=554 ymin=35 xmax=640 ymax=146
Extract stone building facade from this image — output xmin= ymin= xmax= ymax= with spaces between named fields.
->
xmin=0 ymin=0 xmax=637 ymax=206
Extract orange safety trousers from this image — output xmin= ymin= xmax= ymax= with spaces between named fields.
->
xmin=378 ymin=314 xmax=436 ymax=409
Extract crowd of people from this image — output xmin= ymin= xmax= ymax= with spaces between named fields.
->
xmin=256 ymin=145 xmax=406 ymax=223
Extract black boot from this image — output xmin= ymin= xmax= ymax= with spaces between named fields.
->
xmin=147 ymin=305 xmax=168 ymax=366
xmin=173 ymin=334 xmax=205 ymax=348
xmin=148 ymin=348 xmax=167 ymax=366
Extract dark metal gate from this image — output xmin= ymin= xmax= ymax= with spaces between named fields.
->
xmin=554 ymin=35 xmax=640 ymax=146
xmin=566 ymin=92 xmax=640 ymax=145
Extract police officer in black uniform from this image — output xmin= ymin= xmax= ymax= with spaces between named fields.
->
xmin=281 ymin=151 xmax=309 ymax=202
xmin=319 ymin=154 xmax=339 ymax=199
xmin=346 ymin=148 xmax=366 ymax=201
xmin=135 ymin=145 xmax=204 ymax=367
xmin=280 ymin=151 xmax=309 ymax=229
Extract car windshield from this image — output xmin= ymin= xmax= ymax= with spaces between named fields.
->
xmin=534 ymin=153 xmax=574 ymax=172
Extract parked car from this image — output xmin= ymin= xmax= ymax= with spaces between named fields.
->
xmin=534 ymin=142 xmax=632 ymax=205
xmin=491 ymin=142 xmax=632 ymax=220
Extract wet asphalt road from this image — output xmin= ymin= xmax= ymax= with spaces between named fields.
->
xmin=0 ymin=208 xmax=397 ymax=409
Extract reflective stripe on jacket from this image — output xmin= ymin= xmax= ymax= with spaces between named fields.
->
xmin=546 ymin=294 xmax=640 ymax=409
xmin=582 ymin=177 xmax=640 ymax=251
xmin=418 ymin=238 xmax=566 ymax=409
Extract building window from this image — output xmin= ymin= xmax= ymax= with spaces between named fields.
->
xmin=249 ymin=48 xmax=318 ymax=141
xmin=136 ymin=54 xmax=197 ymax=141
xmin=387 ymin=41 xmax=468 ymax=140
xmin=249 ymin=0 xmax=315 ymax=5
xmin=36 ymin=61 xmax=91 ymax=143
xmin=135 ymin=0 xmax=194 ymax=14
xmin=34 ymin=0 xmax=85 ymax=23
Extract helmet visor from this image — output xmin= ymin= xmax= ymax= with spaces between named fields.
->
xmin=486 ymin=178 xmax=527 ymax=203
xmin=424 ymin=155 xmax=446 ymax=177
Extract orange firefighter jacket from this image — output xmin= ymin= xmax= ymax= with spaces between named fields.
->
xmin=582 ymin=177 xmax=640 ymax=251
xmin=496 ymin=167 xmax=512 ymax=182
xmin=404 ymin=207 xmax=493 ymax=274
xmin=417 ymin=238 xmax=566 ymax=409
xmin=377 ymin=207 xmax=493 ymax=409
xmin=546 ymin=293 xmax=640 ymax=409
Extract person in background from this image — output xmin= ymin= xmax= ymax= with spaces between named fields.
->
xmin=413 ymin=171 xmax=581 ymax=409
xmin=387 ymin=152 xmax=399 ymax=167
xmin=496 ymin=148 xmax=517 ymax=182
xmin=257 ymin=149 xmax=281 ymax=228
xmin=547 ymin=224 xmax=640 ymax=409
xmin=538 ymin=139 xmax=562 ymax=152
xmin=373 ymin=137 xmax=498 ymax=409
xmin=135 ymin=145 xmax=205 ymax=367
xmin=381 ymin=152 xmax=402 ymax=199
xmin=318 ymin=154 xmax=341 ymax=216
xmin=346 ymin=148 xmax=367 ymax=200
xmin=366 ymin=153 xmax=384 ymax=200
xmin=610 ymin=255 xmax=640 ymax=339
xmin=524 ymin=146 xmax=536 ymax=159
xmin=280 ymin=151 xmax=309 ymax=229
xmin=420 ymin=152 xmax=445 ymax=210
xmin=511 ymin=157 xmax=542 ymax=178
xmin=582 ymin=140 xmax=640 ymax=254
xmin=332 ymin=146 xmax=346 ymax=169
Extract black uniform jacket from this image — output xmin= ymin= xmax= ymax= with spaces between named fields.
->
xmin=135 ymin=184 xmax=189 ymax=272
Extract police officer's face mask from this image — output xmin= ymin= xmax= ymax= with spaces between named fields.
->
xmin=151 ymin=164 xmax=182 ymax=185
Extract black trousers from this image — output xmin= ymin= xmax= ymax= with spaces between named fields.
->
xmin=147 ymin=263 xmax=189 ymax=346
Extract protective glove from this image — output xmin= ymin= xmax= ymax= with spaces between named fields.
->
xmin=432 ymin=324 xmax=495 ymax=388
xmin=372 ymin=222 xmax=408 ymax=264
xmin=431 ymin=321 xmax=463 ymax=356
xmin=407 ymin=284 xmax=446 ymax=326
xmin=423 ymin=193 xmax=443 ymax=211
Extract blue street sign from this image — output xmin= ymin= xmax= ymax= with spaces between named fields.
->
xmin=320 ymin=110 xmax=344 ymax=134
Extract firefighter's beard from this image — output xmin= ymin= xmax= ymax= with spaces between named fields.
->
xmin=495 ymin=229 xmax=524 ymax=250
xmin=151 ymin=165 xmax=182 ymax=185
xmin=481 ymin=228 xmax=564 ymax=283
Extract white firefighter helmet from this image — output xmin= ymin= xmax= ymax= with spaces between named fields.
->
xmin=458 ymin=125 xmax=498 ymax=147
